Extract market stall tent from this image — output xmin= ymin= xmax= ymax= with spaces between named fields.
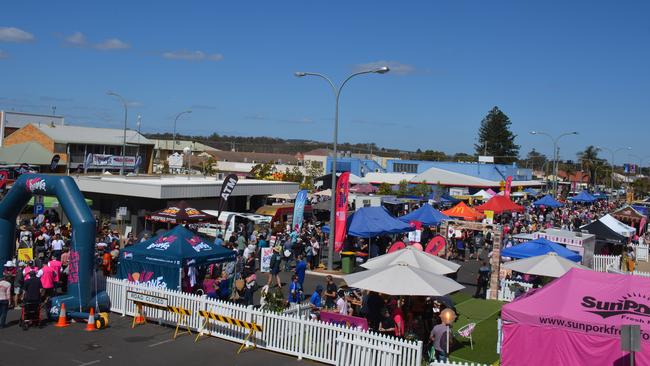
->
xmin=501 ymin=237 xmax=582 ymax=262
xmin=118 ymin=225 xmax=236 ymax=290
xmin=398 ymin=203 xmax=450 ymax=226
xmin=472 ymin=189 xmax=493 ymax=200
xmin=441 ymin=202 xmax=484 ymax=221
xmin=580 ymin=219 xmax=628 ymax=245
xmin=531 ymin=194 xmax=564 ymax=208
xmin=347 ymin=206 xmax=413 ymax=237
xmin=474 ymin=195 xmax=525 ymax=214
xmin=612 ymin=205 xmax=646 ymax=232
xmin=502 ymin=269 xmax=650 ymax=366
xmin=599 ymin=214 xmax=636 ymax=238
xmin=568 ymin=190 xmax=597 ymax=203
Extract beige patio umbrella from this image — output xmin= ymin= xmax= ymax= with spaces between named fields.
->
xmin=343 ymin=262 xmax=464 ymax=296
xmin=502 ymin=252 xmax=590 ymax=278
xmin=361 ymin=246 xmax=460 ymax=275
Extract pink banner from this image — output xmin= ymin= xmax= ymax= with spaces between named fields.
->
xmin=505 ymin=176 xmax=513 ymax=198
xmin=334 ymin=172 xmax=350 ymax=253
xmin=320 ymin=311 xmax=368 ymax=330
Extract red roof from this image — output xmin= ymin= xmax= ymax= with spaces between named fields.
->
xmin=474 ymin=195 xmax=524 ymax=214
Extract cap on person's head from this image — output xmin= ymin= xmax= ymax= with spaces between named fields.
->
xmin=4 ymin=260 xmax=15 ymax=268
xmin=315 ymin=285 xmax=324 ymax=292
xmin=18 ymin=261 xmax=26 ymax=267
xmin=28 ymin=260 xmax=34 ymax=266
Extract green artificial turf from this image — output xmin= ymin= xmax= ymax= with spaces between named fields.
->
xmin=448 ymin=298 xmax=503 ymax=365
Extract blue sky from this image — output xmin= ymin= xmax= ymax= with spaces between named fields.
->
xmin=1 ymin=1 xmax=649 ymax=163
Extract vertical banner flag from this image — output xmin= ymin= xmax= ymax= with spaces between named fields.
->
xmin=504 ymin=176 xmax=513 ymax=198
xmin=334 ymin=172 xmax=350 ymax=253
xmin=216 ymin=174 xmax=239 ymax=218
xmin=83 ymin=153 xmax=93 ymax=173
xmin=292 ymin=189 xmax=308 ymax=232
xmin=50 ymin=154 xmax=60 ymax=172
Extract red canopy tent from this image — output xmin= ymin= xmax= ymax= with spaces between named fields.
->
xmin=474 ymin=195 xmax=524 ymax=214
xmin=441 ymin=202 xmax=484 ymax=221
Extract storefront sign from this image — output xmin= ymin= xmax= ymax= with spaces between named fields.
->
xmin=91 ymin=154 xmax=136 ymax=168
xmin=320 ymin=311 xmax=368 ymax=330
xmin=127 ymin=291 xmax=169 ymax=308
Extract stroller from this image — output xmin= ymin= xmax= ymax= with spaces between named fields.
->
xmin=19 ymin=301 xmax=42 ymax=330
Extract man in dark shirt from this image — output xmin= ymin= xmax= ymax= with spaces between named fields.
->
xmin=324 ymin=276 xmax=337 ymax=309
xmin=23 ymin=271 xmax=43 ymax=304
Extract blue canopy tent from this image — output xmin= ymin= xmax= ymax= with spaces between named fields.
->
xmin=398 ymin=203 xmax=450 ymax=226
xmin=524 ymin=188 xmax=540 ymax=196
xmin=568 ymin=190 xmax=597 ymax=203
xmin=592 ymin=192 xmax=609 ymax=200
xmin=118 ymin=225 xmax=236 ymax=290
xmin=501 ymin=237 xmax=582 ymax=262
xmin=532 ymin=195 xmax=564 ymax=208
xmin=347 ymin=206 xmax=413 ymax=238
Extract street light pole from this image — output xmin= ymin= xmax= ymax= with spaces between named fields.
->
xmin=295 ymin=66 xmax=390 ymax=270
xmin=107 ymin=91 xmax=128 ymax=176
xmin=597 ymin=146 xmax=632 ymax=193
xmin=529 ymin=131 xmax=578 ymax=196
xmin=173 ymin=110 xmax=192 ymax=154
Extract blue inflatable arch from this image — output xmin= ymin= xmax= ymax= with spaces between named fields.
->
xmin=0 ymin=174 xmax=101 ymax=313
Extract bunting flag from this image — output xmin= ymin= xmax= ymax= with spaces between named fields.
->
xmin=334 ymin=172 xmax=350 ymax=252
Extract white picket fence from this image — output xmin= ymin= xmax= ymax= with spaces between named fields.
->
xmin=336 ymin=335 xmax=401 ymax=366
xmin=634 ymin=244 xmax=649 ymax=262
xmin=592 ymin=255 xmax=621 ymax=272
xmin=106 ymin=278 xmax=422 ymax=365
xmin=283 ymin=302 xmax=312 ymax=318
xmin=497 ymin=279 xmax=534 ymax=302
xmin=428 ymin=361 xmax=489 ymax=366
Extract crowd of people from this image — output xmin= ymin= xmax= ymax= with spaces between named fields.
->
xmin=1 ymin=190 xmax=648 ymax=364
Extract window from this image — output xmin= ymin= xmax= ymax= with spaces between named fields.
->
xmin=393 ymin=163 xmax=418 ymax=173
xmin=54 ymin=143 xmax=67 ymax=153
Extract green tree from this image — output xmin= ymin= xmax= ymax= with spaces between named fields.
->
xmin=283 ymin=166 xmax=304 ymax=183
xmin=409 ymin=181 xmax=431 ymax=197
xmin=474 ymin=106 xmax=520 ymax=164
xmin=377 ymin=182 xmax=393 ymax=195
xmin=520 ymin=149 xmax=547 ymax=171
xmin=250 ymin=162 xmax=275 ymax=179
xmin=397 ymin=180 xmax=409 ymax=196
xmin=202 ymin=157 xmax=216 ymax=176
xmin=577 ymin=145 xmax=601 ymax=186
xmin=418 ymin=149 xmax=448 ymax=161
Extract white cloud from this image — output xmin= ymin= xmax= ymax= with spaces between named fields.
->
xmin=64 ymin=31 xmax=87 ymax=46
xmin=94 ymin=38 xmax=130 ymax=50
xmin=0 ymin=27 xmax=35 ymax=43
xmin=0 ymin=50 xmax=8 ymax=59
xmin=353 ymin=60 xmax=415 ymax=75
xmin=162 ymin=50 xmax=223 ymax=62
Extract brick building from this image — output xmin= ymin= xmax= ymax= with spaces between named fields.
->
xmin=3 ymin=123 xmax=154 ymax=173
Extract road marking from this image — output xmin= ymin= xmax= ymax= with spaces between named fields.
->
xmin=0 ymin=340 xmax=37 ymax=350
xmin=147 ymin=339 xmax=174 ymax=348
xmin=77 ymin=360 xmax=100 ymax=366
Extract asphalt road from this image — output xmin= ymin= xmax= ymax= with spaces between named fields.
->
xmin=0 ymin=310 xmax=312 ymax=366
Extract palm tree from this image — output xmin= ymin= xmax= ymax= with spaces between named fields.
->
xmin=577 ymin=146 xmax=600 ymax=186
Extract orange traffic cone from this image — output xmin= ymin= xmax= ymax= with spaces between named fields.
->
xmin=134 ymin=304 xmax=146 ymax=325
xmin=85 ymin=307 xmax=96 ymax=331
xmin=54 ymin=303 xmax=69 ymax=327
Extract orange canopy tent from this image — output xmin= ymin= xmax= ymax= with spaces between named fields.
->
xmin=474 ymin=195 xmax=525 ymax=214
xmin=441 ymin=202 xmax=484 ymax=221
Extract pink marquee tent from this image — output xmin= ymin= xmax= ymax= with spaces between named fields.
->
xmin=502 ymin=269 xmax=650 ymax=365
